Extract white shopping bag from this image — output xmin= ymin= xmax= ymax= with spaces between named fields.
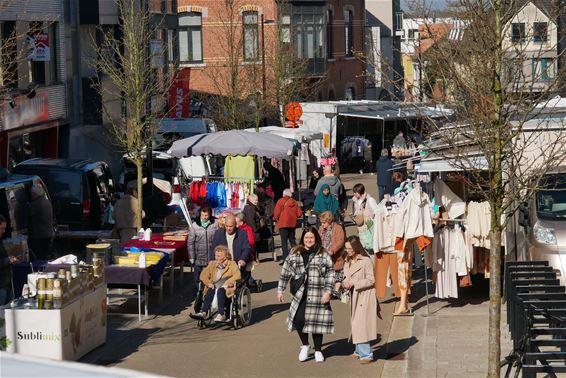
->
xmin=211 ymin=288 xmax=219 ymax=313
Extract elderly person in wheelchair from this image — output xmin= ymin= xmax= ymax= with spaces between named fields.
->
xmin=193 ymin=245 xmax=241 ymax=322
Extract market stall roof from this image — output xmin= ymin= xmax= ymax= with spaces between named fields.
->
xmin=333 ymin=101 xmax=453 ymax=121
xmin=244 ymin=126 xmax=324 ymax=143
xmin=167 ymin=130 xmax=295 ymax=159
xmin=416 ymin=155 xmax=488 ymax=172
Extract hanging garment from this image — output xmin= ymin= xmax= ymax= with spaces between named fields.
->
xmin=433 ymin=179 xmax=466 ymax=219
xmin=394 ymin=187 xmax=434 ymax=251
xmin=432 ymin=228 xmax=459 ymax=299
xmin=224 ymin=155 xmax=255 ymax=182
xmin=467 ymin=201 xmax=491 ymax=248
xmin=373 ymin=200 xmax=398 ymax=253
xmin=374 ymin=251 xmax=400 ymax=298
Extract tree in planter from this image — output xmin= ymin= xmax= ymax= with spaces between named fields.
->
xmin=93 ymin=0 xmax=172 ymax=228
xmin=400 ymin=1 xmax=566 ymax=376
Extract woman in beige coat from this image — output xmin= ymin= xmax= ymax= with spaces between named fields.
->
xmin=342 ymin=235 xmax=379 ymax=363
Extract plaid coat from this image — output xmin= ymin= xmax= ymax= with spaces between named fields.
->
xmin=277 ymin=249 xmax=335 ymax=334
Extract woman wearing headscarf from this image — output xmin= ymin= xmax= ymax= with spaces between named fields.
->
xmin=314 ymin=184 xmax=339 ymax=218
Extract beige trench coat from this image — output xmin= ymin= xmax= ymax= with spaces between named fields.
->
xmin=344 ymin=255 xmax=378 ymax=344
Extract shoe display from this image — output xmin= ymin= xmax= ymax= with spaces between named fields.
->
xmin=298 ymin=345 xmax=310 ymax=362
xmin=214 ymin=314 xmax=226 ymax=322
xmin=314 ymin=351 xmax=325 ymax=362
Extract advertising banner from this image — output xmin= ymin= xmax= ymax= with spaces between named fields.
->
xmin=4 ymin=285 xmax=107 ymax=361
xmin=26 ymin=32 xmax=50 ymax=62
xmin=168 ymin=68 xmax=191 ymax=118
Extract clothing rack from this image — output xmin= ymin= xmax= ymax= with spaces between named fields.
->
xmin=193 ymin=175 xmax=264 ymax=183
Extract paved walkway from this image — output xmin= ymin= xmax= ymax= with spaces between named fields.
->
xmin=79 ymin=173 xmax=513 ymax=377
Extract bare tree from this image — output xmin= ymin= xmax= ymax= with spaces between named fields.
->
xmin=410 ymin=1 xmax=565 ymax=376
xmin=94 ymin=0 xmax=172 ymax=228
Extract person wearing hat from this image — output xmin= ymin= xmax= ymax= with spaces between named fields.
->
xmin=114 ymin=181 xmax=145 ymax=243
xmin=28 ymin=184 xmax=54 ymax=260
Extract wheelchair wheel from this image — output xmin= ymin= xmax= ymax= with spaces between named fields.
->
xmin=237 ymin=285 xmax=252 ymax=327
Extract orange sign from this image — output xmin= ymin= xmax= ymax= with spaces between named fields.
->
xmin=285 ymin=102 xmax=303 ymax=122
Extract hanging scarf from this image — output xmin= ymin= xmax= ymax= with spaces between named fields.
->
xmin=314 ymin=183 xmax=339 ymax=215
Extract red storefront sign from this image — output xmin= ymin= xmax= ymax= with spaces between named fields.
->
xmin=1 ymin=93 xmax=49 ymax=131
xmin=168 ymin=68 xmax=191 ymax=118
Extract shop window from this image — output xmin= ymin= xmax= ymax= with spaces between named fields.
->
xmin=243 ymin=11 xmax=259 ymax=62
xmin=179 ymin=12 xmax=203 ymax=64
xmin=511 ymin=23 xmax=525 ymax=43
xmin=326 ymin=9 xmax=333 ymax=58
xmin=344 ymin=9 xmax=354 ymax=57
xmin=533 ymin=22 xmax=548 ymax=43
xmin=0 ymin=21 xmax=18 ymax=88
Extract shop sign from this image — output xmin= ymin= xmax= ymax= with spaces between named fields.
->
xmin=26 ymin=32 xmax=50 ymax=61
xmin=168 ymin=68 xmax=191 ymax=118
xmin=1 ymin=93 xmax=49 ymax=131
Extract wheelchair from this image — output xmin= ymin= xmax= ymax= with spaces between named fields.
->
xmin=192 ymin=279 xmax=252 ymax=329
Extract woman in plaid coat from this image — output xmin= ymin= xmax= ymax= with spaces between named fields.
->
xmin=277 ymin=227 xmax=335 ymax=363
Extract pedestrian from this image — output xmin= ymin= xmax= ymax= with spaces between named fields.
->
xmin=391 ymin=172 xmax=404 ymax=195
xmin=235 ymin=212 xmax=256 ymax=260
xmin=318 ymin=211 xmax=346 ymax=296
xmin=277 ymin=227 xmax=335 ymax=363
xmin=192 ymin=245 xmax=241 ymax=323
xmin=0 ymin=215 xmax=17 ymax=306
xmin=314 ymin=184 xmax=340 ymax=218
xmin=360 ymin=142 xmax=373 ymax=174
xmin=309 ymin=168 xmax=323 ymax=190
xmin=114 ymin=181 xmax=144 ymax=243
xmin=28 ymin=184 xmax=54 ymax=260
xmin=392 ymin=131 xmax=407 ymax=149
xmin=188 ymin=205 xmax=219 ymax=296
xmin=242 ymin=193 xmax=262 ymax=245
xmin=341 ymin=235 xmax=379 ymax=363
xmin=211 ymin=214 xmax=251 ymax=269
xmin=273 ymin=189 xmax=303 ymax=265
xmin=352 ymin=183 xmax=379 ymax=252
xmin=375 ymin=149 xmax=393 ymax=201
xmin=263 ymin=161 xmax=286 ymax=201
xmin=314 ymin=165 xmax=343 ymax=199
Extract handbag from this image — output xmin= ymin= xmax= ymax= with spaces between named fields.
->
xmin=290 ymin=274 xmax=306 ymax=295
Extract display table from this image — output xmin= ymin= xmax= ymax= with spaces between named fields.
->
xmin=4 ymin=285 xmax=107 ymax=361
xmin=12 ymin=256 xmax=169 ymax=322
xmin=123 ymin=233 xmax=188 ymax=292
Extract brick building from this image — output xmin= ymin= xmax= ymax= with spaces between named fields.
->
xmin=177 ymin=0 xmax=365 ymax=109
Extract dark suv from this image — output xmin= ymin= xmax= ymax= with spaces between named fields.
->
xmin=0 ymin=169 xmax=50 ymax=238
xmin=13 ymin=159 xmax=115 ymax=230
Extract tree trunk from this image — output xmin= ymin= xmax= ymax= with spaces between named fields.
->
xmin=488 ymin=223 xmax=503 ymax=377
xmin=136 ymin=160 xmax=143 ymax=230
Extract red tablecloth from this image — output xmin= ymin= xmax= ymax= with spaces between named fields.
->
xmin=122 ymin=233 xmax=188 ymax=265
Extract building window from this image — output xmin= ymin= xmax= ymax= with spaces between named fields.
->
xmin=394 ymin=12 xmax=404 ymax=32
xmin=26 ymin=22 xmax=58 ymax=86
xmin=344 ymin=9 xmax=354 ymax=57
xmin=345 ymin=86 xmax=355 ymax=100
xmin=511 ymin=22 xmax=525 ymax=43
xmin=533 ymin=58 xmax=554 ymax=81
xmin=533 ymin=22 xmax=548 ymax=43
xmin=280 ymin=15 xmax=291 ymax=43
xmin=179 ymin=12 xmax=203 ymax=64
xmin=408 ymin=29 xmax=418 ymax=40
xmin=167 ymin=29 xmax=176 ymax=62
xmin=326 ymin=9 xmax=333 ymax=58
xmin=292 ymin=5 xmax=324 ymax=74
xmin=243 ymin=11 xmax=259 ymax=62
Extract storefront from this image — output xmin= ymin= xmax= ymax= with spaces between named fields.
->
xmin=0 ymin=86 xmax=66 ymax=168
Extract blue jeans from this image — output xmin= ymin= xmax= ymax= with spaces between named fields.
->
xmin=0 ymin=287 xmax=13 ymax=306
xmin=378 ymin=185 xmax=388 ymax=201
xmin=202 ymin=287 xmax=227 ymax=315
xmin=354 ymin=343 xmax=373 ymax=360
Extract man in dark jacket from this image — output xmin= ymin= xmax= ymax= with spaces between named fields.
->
xmin=0 ymin=215 xmax=15 ymax=306
xmin=211 ymin=214 xmax=251 ymax=267
xmin=28 ymin=184 xmax=54 ymax=260
xmin=375 ymin=148 xmax=393 ymax=200
xmin=188 ymin=205 xmax=219 ymax=293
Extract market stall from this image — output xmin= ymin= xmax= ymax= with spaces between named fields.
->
xmin=3 ymin=264 xmax=107 ymax=361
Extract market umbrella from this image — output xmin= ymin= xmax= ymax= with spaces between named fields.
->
xmin=167 ymin=130 xmax=295 ymax=159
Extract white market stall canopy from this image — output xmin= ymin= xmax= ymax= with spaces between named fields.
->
xmin=416 ymin=155 xmax=489 ymax=172
xmin=167 ymin=130 xmax=295 ymax=159
xmin=244 ymin=126 xmax=324 ymax=143
xmin=334 ymin=101 xmax=454 ymax=121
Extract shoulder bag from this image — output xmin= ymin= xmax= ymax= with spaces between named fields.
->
xmin=290 ymin=253 xmax=314 ymax=295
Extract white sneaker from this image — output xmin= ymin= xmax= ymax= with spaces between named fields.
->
xmin=298 ymin=345 xmax=310 ymax=362
xmin=315 ymin=351 xmax=325 ymax=362
xmin=214 ymin=314 xmax=226 ymax=322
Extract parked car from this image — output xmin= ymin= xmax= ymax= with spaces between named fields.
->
xmin=13 ymin=159 xmax=114 ymax=230
xmin=153 ymin=117 xmax=217 ymax=150
xmin=0 ymin=168 xmax=50 ymax=239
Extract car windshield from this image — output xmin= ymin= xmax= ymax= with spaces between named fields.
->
xmin=537 ymin=174 xmax=566 ymax=220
